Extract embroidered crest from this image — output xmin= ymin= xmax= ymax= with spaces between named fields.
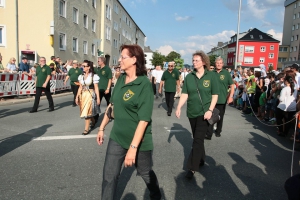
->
xmin=123 ymin=89 xmax=135 ymax=101
xmin=220 ymin=75 xmax=225 ymax=80
xmin=172 ymin=73 xmax=175 ymax=77
xmin=102 ymin=71 xmax=106 ymax=75
xmin=42 ymin=68 xmax=45 ymax=72
xmin=203 ymin=80 xmax=210 ymax=87
xmin=75 ymin=70 xmax=78 ymax=73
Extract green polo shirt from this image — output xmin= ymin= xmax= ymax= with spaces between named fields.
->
xmin=214 ymin=69 xmax=234 ymax=104
xmin=36 ymin=65 xmax=51 ymax=88
xmin=161 ymin=70 xmax=179 ymax=92
xmin=182 ymin=70 xmax=219 ymax=118
xmin=109 ymin=74 xmax=154 ymax=151
xmin=68 ymin=68 xmax=81 ymax=85
xmin=96 ymin=65 xmax=112 ymax=91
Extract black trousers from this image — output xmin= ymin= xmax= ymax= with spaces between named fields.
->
xmin=94 ymin=89 xmax=111 ymax=122
xmin=276 ymin=108 xmax=296 ymax=135
xmin=32 ymin=87 xmax=54 ymax=111
xmin=165 ymin=92 xmax=175 ymax=113
xmin=206 ymin=104 xmax=226 ymax=137
xmin=71 ymin=84 xmax=79 ymax=105
xmin=187 ymin=115 xmax=208 ymax=171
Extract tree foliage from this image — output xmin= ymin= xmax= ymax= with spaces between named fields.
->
xmin=165 ymin=51 xmax=181 ymax=62
xmin=209 ymin=55 xmax=217 ymax=67
xmin=150 ymin=52 xmax=166 ymax=67
xmin=174 ymin=58 xmax=184 ymax=70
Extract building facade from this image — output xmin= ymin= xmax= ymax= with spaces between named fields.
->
xmin=144 ymin=46 xmax=154 ymax=69
xmin=0 ymin=0 xmax=145 ymax=67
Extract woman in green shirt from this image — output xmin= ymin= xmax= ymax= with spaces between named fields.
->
xmin=176 ymin=51 xmax=219 ymax=179
xmin=97 ymin=45 xmax=161 ymax=200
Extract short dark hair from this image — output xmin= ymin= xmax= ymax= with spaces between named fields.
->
xmin=51 ymin=56 xmax=55 ymax=60
xmin=120 ymin=44 xmax=147 ymax=76
xmin=262 ymin=86 xmax=267 ymax=92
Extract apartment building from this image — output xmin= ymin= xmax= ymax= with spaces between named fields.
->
xmin=0 ymin=0 xmax=145 ymax=67
xmin=281 ymin=0 xmax=300 ymax=68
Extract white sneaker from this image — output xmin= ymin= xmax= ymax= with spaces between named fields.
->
xmin=270 ymin=118 xmax=276 ymax=121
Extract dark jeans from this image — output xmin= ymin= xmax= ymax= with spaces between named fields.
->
xmin=94 ymin=90 xmax=111 ymax=121
xmin=32 ymin=87 xmax=54 ymax=111
xmin=206 ymin=104 xmax=226 ymax=137
xmin=165 ymin=92 xmax=175 ymax=113
xmin=188 ymin=116 xmax=209 ymax=171
xmin=102 ymin=139 xmax=161 ymax=200
xmin=71 ymin=84 xmax=79 ymax=105
xmin=276 ymin=108 xmax=296 ymax=135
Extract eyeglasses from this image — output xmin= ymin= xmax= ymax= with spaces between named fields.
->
xmin=168 ymin=65 xmax=173 ymax=67
xmin=82 ymin=65 xmax=89 ymax=68
xmin=40 ymin=60 xmax=46 ymax=62
xmin=120 ymin=56 xmax=130 ymax=60
xmin=210 ymin=68 xmax=214 ymax=70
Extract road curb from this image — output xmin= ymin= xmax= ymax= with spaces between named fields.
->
xmin=0 ymin=92 xmax=73 ymax=106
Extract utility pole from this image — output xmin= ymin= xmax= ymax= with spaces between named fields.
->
xmin=234 ymin=0 xmax=242 ymax=69
xmin=16 ymin=0 xmax=19 ymax=64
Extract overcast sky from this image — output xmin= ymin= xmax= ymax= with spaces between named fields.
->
xmin=120 ymin=0 xmax=284 ymax=65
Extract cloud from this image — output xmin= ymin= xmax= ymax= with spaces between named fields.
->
xmin=156 ymin=45 xmax=174 ymax=56
xmin=266 ymin=29 xmax=282 ymax=44
xmin=175 ymin=16 xmax=192 ymax=21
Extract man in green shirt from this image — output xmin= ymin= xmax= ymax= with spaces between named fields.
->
xmin=206 ymin=57 xmax=234 ymax=139
xmin=159 ymin=62 xmax=180 ymax=116
xmin=64 ymin=60 xmax=81 ymax=107
xmin=94 ymin=56 xmax=112 ymax=122
xmin=29 ymin=57 xmax=54 ymax=113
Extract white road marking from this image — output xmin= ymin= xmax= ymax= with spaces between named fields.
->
xmin=166 ymin=130 xmax=184 ymax=132
xmin=32 ymin=134 xmax=101 ymax=141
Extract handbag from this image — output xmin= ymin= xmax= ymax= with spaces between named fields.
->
xmin=105 ymin=103 xmax=114 ymax=119
xmin=194 ymin=76 xmax=220 ymax=125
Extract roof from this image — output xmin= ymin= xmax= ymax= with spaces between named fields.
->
xmin=144 ymin=46 xmax=153 ymax=53
xmin=239 ymin=28 xmax=280 ymax=43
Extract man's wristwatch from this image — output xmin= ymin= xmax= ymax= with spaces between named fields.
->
xmin=130 ymin=144 xmax=137 ymax=149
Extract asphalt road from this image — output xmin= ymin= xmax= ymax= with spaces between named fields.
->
xmin=0 ymin=94 xmax=299 ymax=200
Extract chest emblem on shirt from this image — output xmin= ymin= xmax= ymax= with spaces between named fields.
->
xmin=42 ymin=68 xmax=45 ymax=72
xmin=220 ymin=75 xmax=225 ymax=80
xmin=172 ymin=73 xmax=175 ymax=77
xmin=203 ymin=80 xmax=210 ymax=87
xmin=123 ymin=89 xmax=135 ymax=101
xmin=102 ymin=71 xmax=105 ymax=75
xmin=75 ymin=70 xmax=78 ymax=73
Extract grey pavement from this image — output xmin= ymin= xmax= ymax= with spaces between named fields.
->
xmin=0 ymin=94 xmax=300 ymax=200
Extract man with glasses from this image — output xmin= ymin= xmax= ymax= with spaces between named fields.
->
xmin=29 ymin=57 xmax=54 ymax=113
xmin=209 ymin=66 xmax=215 ymax=71
xmin=205 ymin=57 xmax=234 ymax=139
xmin=159 ymin=63 xmax=180 ymax=116
xmin=94 ymin=56 xmax=112 ymax=123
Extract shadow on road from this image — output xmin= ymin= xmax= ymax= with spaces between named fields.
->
xmin=0 ymin=124 xmax=52 ymax=157
xmin=168 ymin=123 xmax=192 ymax=170
xmin=0 ymin=107 xmax=32 ymax=118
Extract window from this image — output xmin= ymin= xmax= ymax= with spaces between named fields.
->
xmin=119 ymin=34 xmax=121 ymax=45
xmin=297 ymin=24 xmax=299 ymax=29
xmin=245 ymin=46 xmax=254 ymax=53
xmin=278 ymin=57 xmax=287 ymax=62
xmin=92 ymin=0 xmax=96 ymax=8
xmin=294 ymin=14 xmax=296 ymax=19
xmin=295 ymin=3 xmax=297 ymax=8
xmin=291 ymin=36 xmax=294 ymax=41
xmin=294 ymin=46 xmax=298 ymax=51
xmin=292 ymin=25 xmax=295 ymax=31
xmin=289 ymin=57 xmax=292 ymax=61
xmin=298 ymin=2 xmax=300 ymax=6
xmin=244 ymin=57 xmax=253 ymax=64
xmin=114 ymin=21 xmax=118 ymax=31
xmin=0 ymin=0 xmax=5 ymax=7
xmin=269 ymin=53 xmax=274 ymax=58
xmin=294 ymin=57 xmax=297 ymax=61
xmin=59 ymin=0 xmax=66 ymax=17
xmin=92 ymin=19 xmax=96 ymax=32
xmin=106 ymin=5 xmax=111 ymax=20
xmin=297 ymin=35 xmax=299 ymax=41
xmin=73 ymin=8 xmax=78 ymax=24
xmin=72 ymin=37 xmax=78 ymax=52
xmin=260 ymin=46 xmax=266 ymax=52
xmin=83 ymin=14 xmax=88 ymax=29
xmin=290 ymin=47 xmax=293 ymax=52
xmin=279 ymin=47 xmax=288 ymax=52
xmin=250 ymin=35 xmax=254 ymax=39
xmin=270 ymin=45 xmax=274 ymax=50
xmin=106 ymin=26 xmax=111 ymax=40
xmin=0 ymin=25 xmax=6 ymax=46
xmin=259 ymin=35 xmax=263 ymax=39
xmin=113 ymin=39 xmax=118 ymax=49
xmin=59 ymin=33 xmax=66 ymax=50
xmin=92 ymin=44 xmax=95 ymax=56
xmin=259 ymin=57 xmax=265 ymax=63
xmin=83 ymin=41 xmax=88 ymax=54
xmin=114 ymin=3 xmax=119 ymax=14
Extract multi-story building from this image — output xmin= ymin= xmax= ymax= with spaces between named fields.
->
xmin=227 ymin=28 xmax=280 ymax=69
xmin=144 ymin=46 xmax=154 ymax=69
xmin=100 ymin=0 xmax=145 ymax=66
xmin=0 ymin=0 xmax=145 ymax=67
xmin=281 ymin=0 xmax=300 ymax=68
xmin=207 ymin=42 xmax=229 ymax=65
xmin=278 ymin=45 xmax=289 ymax=69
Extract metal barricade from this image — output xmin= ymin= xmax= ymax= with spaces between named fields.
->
xmin=0 ymin=73 xmax=19 ymax=97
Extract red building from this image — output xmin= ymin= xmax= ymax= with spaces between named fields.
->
xmin=227 ymin=28 xmax=280 ymax=70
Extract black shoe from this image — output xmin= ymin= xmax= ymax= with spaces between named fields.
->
xmin=167 ymin=112 xmax=171 ymax=116
xmin=215 ymin=133 xmax=221 ymax=137
xmin=199 ymin=160 xmax=205 ymax=167
xmin=185 ymin=170 xmax=195 ymax=179
xmin=82 ymin=130 xmax=90 ymax=135
xmin=155 ymin=96 xmax=159 ymax=99
xmin=48 ymin=108 xmax=54 ymax=112
xmin=29 ymin=110 xmax=37 ymax=113
xmin=205 ymin=135 xmax=211 ymax=140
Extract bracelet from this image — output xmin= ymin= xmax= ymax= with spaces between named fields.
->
xmin=208 ymin=109 xmax=213 ymax=112
xmin=98 ymin=128 xmax=105 ymax=131
xmin=130 ymin=144 xmax=137 ymax=149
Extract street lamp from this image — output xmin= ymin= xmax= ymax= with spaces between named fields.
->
xmin=234 ymin=0 xmax=242 ymax=69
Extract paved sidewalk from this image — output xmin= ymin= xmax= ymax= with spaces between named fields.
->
xmin=0 ymin=91 xmax=72 ymax=106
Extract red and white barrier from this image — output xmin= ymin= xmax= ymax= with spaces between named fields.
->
xmin=55 ymin=74 xmax=70 ymax=92
xmin=0 ymin=73 xmax=19 ymax=97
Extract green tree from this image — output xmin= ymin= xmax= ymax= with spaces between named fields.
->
xmin=268 ymin=64 xmax=274 ymax=72
xmin=174 ymin=58 xmax=184 ymax=70
xmin=150 ymin=52 xmax=166 ymax=67
xmin=209 ymin=55 xmax=217 ymax=67
xmin=165 ymin=51 xmax=181 ymax=62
